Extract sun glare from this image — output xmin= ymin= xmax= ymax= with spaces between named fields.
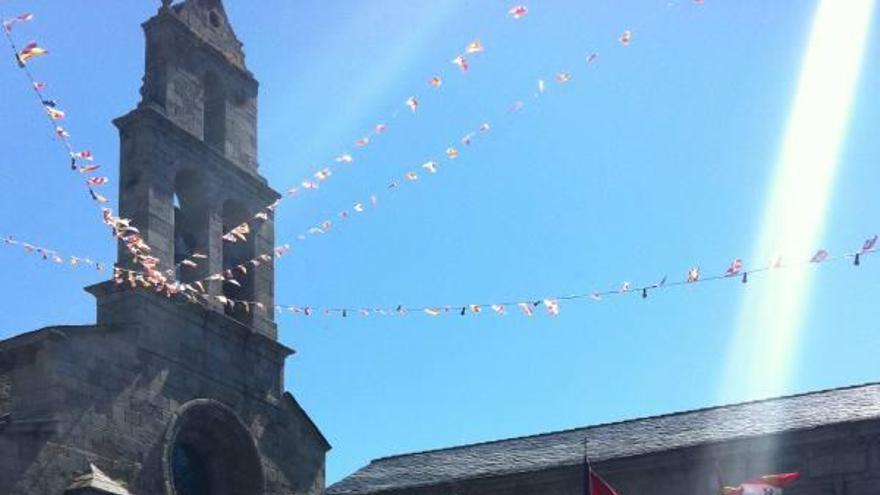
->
xmin=721 ymin=0 xmax=875 ymax=403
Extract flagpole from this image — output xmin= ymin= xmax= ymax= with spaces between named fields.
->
xmin=583 ymin=436 xmax=591 ymax=495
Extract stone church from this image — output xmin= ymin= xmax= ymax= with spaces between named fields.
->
xmin=3 ymin=2 xmax=880 ymax=495
xmin=0 ymin=1 xmax=328 ymax=494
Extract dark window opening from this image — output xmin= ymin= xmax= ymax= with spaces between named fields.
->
xmin=173 ymin=171 xmax=207 ymax=283
xmin=209 ymin=11 xmax=221 ymax=28
xmin=124 ymin=172 xmax=141 ymax=193
xmin=172 ymin=443 xmax=211 ymax=495
xmin=174 ymin=194 xmax=198 ymax=269
xmin=167 ymin=401 xmax=264 ymax=495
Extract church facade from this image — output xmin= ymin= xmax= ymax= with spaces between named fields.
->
xmin=0 ymin=1 xmax=328 ymax=494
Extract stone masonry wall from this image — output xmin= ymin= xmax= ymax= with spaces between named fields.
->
xmin=0 ymin=289 xmax=327 ymax=494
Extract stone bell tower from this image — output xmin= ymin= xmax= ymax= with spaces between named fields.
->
xmin=0 ymin=2 xmax=329 ymax=494
xmin=114 ymin=0 xmax=277 ymax=338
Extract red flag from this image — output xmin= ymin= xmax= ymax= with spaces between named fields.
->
xmin=722 ymin=472 xmax=800 ymax=494
xmin=452 ymin=54 xmax=469 ymax=72
xmin=71 ymin=150 xmax=94 ymax=161
xmin=518 ymin=302 xmax=534 ymax=317
xmin=3 ymin=13 xmax=34 ymax=32
xmin=725 ymin=258 xmax=743 ymax=276
xmin=751 ymin=473 xmax=800 ymax=488
xmin=862 ymin=235 xmax=878 ymax=253
xmin=86 ymin=177 xmax=109 ymax=186
xmin=588 ymin=471 xmax=619 ymax=495
xmin=509 ymin=5 xmax=529 ymax=19
xmin=810 ymin=249 xmax=829 ymax=263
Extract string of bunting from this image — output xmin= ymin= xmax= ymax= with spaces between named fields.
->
xmin=5 ymin=4 xmax=870 ymax=322
xmin=180 ymin=22 xmax=645 ymax=294
xmin=1 ymin=234 xmax=107 ymax=272
xmin=173 ymin=5 xmax=533 ymax=272
xmin=85 ymin=3 xmax=698 ymax=298
xmin=1 ymin=11 xmax=172 ymax=290
xmin=201 ymin=1 xmax=713 ymax=270
xmin=4 ymin=4 xmax=697 ymax=304
xmin=185 ymin=235 xmax=878 ymax=318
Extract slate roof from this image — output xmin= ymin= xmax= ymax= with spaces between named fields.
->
xmin=328 ymin=383 xmax=880 ymax=494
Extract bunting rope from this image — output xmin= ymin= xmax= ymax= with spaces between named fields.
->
xmin=140 ymin=3 xmax=705 ymax=301
xmin=10 ymin=2 xmax=874 ymax=325
xmin=182 ymin=235 xmax=879 ymax=319
xmin=181 ymin=25 xmax=628 ymax=293
xmin=4 ymin=225 xmax=873 ymax=319
xmin=202 ymin=2 xmax=698 ymax=278
xmin=1 ymin=11 xmax=171 ymax=290
xmin=8 ymin=2 xmax=700 ymax=308
xmin=1 ymin=234 xmax=107 ymax=272
xmin=173 ymin=10 xmax=525 ymax=272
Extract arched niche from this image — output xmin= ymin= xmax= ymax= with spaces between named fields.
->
xmin=173 ymin=168 xmax=207 ymax=282
xmin=162 ymin=399 xmax=264 ymax=495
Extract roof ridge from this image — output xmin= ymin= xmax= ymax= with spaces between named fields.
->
xmin=370 ymin=381 xmax=880 ymax=464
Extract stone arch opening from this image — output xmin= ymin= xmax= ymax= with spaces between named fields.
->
xmin=203 ymin=71 xmax=226 ymax=152
xmin=222 ymin=199 xmax=255 ymax=325
xmin=173 ymin=169 xmax=207 ymax=282
xmin=209 ymin=10 xmax=221 ymax=29
xmin=163 ymin=400 xmax=264 ymax=495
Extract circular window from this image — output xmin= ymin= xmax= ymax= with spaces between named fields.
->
xmin=209 ymin=11 xmax=221 ymax=28
xmin=163 ymin=400 xmax=264 ymax=495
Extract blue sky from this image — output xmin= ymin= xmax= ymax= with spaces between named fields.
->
xmin=0 ymin=0 xmax=878 ymax=484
